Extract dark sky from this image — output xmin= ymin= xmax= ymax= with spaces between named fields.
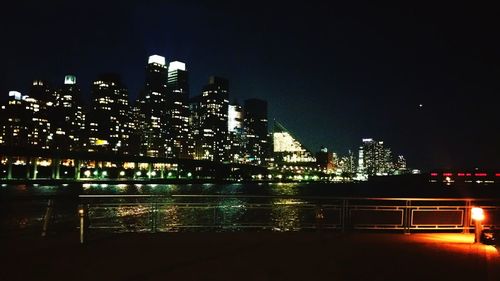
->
xmin=1 ymin=1 xmax=499 ymax=171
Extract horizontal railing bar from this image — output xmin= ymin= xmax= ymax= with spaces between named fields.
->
xmin=79 ymin=194 xmax=500 ymax=202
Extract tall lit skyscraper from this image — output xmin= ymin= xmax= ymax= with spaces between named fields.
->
xmin=166 ymin=61 xmax=191 ymax=158
xmin=137 ymin=55 xmax=169 ymax=157
xmin=51 ymin=75 xmax=86 ymax=150
xmin=0 ymin=91 xmax=51 ymax=148
xmin=356 ymin=138 xmax=393 ymax=179
xmin=228 ymin=102 xmax=246 ymax=163
xmin=87 ymin=74 xmax=131 ymax=153
xmin=192 ymin=76 xmax=229 ymax=162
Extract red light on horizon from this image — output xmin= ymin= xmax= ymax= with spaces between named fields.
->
xmin=457 ymin=173 xmax=465 ymax=177
xmin=495 ymin=173 xmax=500 ymax=177
xmin=475 ymin=173 xmax=487 ymax=177
xmin=430 ymin=173 xmax=438 ymax=177
xmin=443 ymin=173 xmax=453 ymax=177
xmin=466 ymin=173 xmax=472 ymax=176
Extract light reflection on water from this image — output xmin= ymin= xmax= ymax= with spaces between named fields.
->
xmin=2 ymin=182 xmax=327 ymax=233
xmin=79 ymin=183 xmax=311 ymax=232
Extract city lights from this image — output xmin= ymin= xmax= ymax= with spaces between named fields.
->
xmin=0 ymin=54 xmax=419 ymax=183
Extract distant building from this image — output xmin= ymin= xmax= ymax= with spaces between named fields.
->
xmin=394 ymin=155 xmax=408 ymax=174
xmin=0 ymin=91 xmax=51 ymax=149
xmin=356 ymin=138 xmax=393 ymax=179
xmin=166 ymin=61 xmax=191 ymax=158
xmin=192 ymin=76 xmax=230 ymax=162
xmin=51 ymin=75 xmax=86 ymax=150
xmin=272 ymin=121 xmax=315 ymax=164
xmin=316 ymin=146 xmax=335 ymax=171
xmin=87 ymin=74 xmax=131 ymax=153
xmin=0 ymin=81 xmax=54 ymax=150
xmin=337 ymin=150 xmax=356 ymax=178
xmin=228 ymin=102 xmax=246 ymax=163
xmin=244 ymin=99 xmax=268 ymax=165
xmin=136 ymin=55 xmax=169 ymax=157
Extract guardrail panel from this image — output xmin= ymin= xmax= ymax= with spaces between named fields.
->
xmin=350 ymin=209 xmax=404 ymax=226
xmin=411 ymin=209 xmax=463 ymax=226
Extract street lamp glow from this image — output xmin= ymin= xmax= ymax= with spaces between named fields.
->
xmin=119 ymin=171 xmax=126 ymax=176
xmin=187 ymin=172 xmax=192 ymax=177
xmin=151 ymin=171 xmax=156 ymax=176
xmin=84 ymin=170 xmax=91 ymax=177
xmin=136 ymin=171 xmax=142 ymax=176
xmin=93 ymin=170 xmax=99 ymax=176
xmin=102 ymin=171 xmax=108 ymax=177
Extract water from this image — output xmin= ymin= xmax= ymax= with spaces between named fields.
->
xmin=2 ymin=181 xmax=500 ymax=235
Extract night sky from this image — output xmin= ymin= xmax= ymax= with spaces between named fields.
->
xmin=1 ymin=1 xmax=499 ymax=171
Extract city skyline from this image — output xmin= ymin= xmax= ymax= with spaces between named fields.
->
xmin=1 ymin=1 xmax=498 ymax=170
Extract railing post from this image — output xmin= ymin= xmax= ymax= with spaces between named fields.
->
xmin=151 ymin=197 xmax=157 ymax=233
xmin=463 ymin=200 xmax=471 ymax=234
xmin=341 ymin=199 xmax=348 ymax=232
xmin=79 ymin=204 xmax=85 ymax=244
xmin=404 ymin=200 xmax=411 ymax=235
xmin=315 ymin=204 xmax=325 ymax=232
xmin=41 ymin=199 xmax=53 ymax=237
xmin=212 ymin=206 xmax=218 ymax=228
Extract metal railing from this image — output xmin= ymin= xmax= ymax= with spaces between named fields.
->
xmin=77 ymin=195 xmax=500 ymax=243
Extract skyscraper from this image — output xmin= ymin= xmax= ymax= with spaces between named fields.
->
xmin=51 ymin=75 xmax=86 ymax=150
xmin=136 ymin=55 xmax=169 ymax=157
xmin=87 ymin=74 xmax=131 ymax=153
xmin=244 ymin=99 xmax=268 ymax=165
xmin=192 ymin=76 xmax=229 ymax=162
xmin=228 ymin=102 xmax=246 ymax=163
xmin=0 ymin=91 xmax=51 ymax=148
xmin=356 ymin=138 xmax=393 ymax=179
xmin=166 ymin=61 xmax=191 ymax=158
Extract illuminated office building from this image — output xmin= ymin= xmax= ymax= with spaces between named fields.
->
xmin=394 ymin=155 xmax=408 ymax=174
xmin=356 ymin=138 xmax=393 ymax=179
xmin=87 ymin=74 xmax=131 ymax=153
xmin=136 ymin=55 xmax=169 ymax=157
xmin=0 ymin=90 xmax=51 ymax=149
xmin=337 ymin=150 xmax=356 ymax=178
xmin=244 ymin=99 xmax=268 ymax=165
xmin=228 ymin=103 xmax=247 ymax=163
xmin=192 ymin=76 xmax=229 ymax=162
xmin=166 ymin=61 xmax=192 ymax=158
xmin=272 ymin=121 xmax=315 ymax=164
xmin=51 ymin=75 xmax=86 ymax=150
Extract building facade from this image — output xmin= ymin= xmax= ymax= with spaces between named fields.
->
xmin=192 ymin=76 xmax=230 ymax=162
xmin=166 ymin=61 xmax=191 ymax=158
xmin=244 ymin=99 xmax=268 ymax=165
xmin=87 ymin=74 xmax=131 ymax=153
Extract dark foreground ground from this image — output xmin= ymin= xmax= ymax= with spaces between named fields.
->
xmin=2 ymin=232 xmax=499 ymax=281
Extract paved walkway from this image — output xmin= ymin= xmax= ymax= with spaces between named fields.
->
xmin=2 ymin=232 xmax=499 ymax=281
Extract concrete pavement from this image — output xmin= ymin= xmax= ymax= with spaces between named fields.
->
xmin=2 ymin=232 xmax=499 ymax=281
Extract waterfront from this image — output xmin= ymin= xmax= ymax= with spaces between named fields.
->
xmin=2 ymin=180 xmax=500 ymax=236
